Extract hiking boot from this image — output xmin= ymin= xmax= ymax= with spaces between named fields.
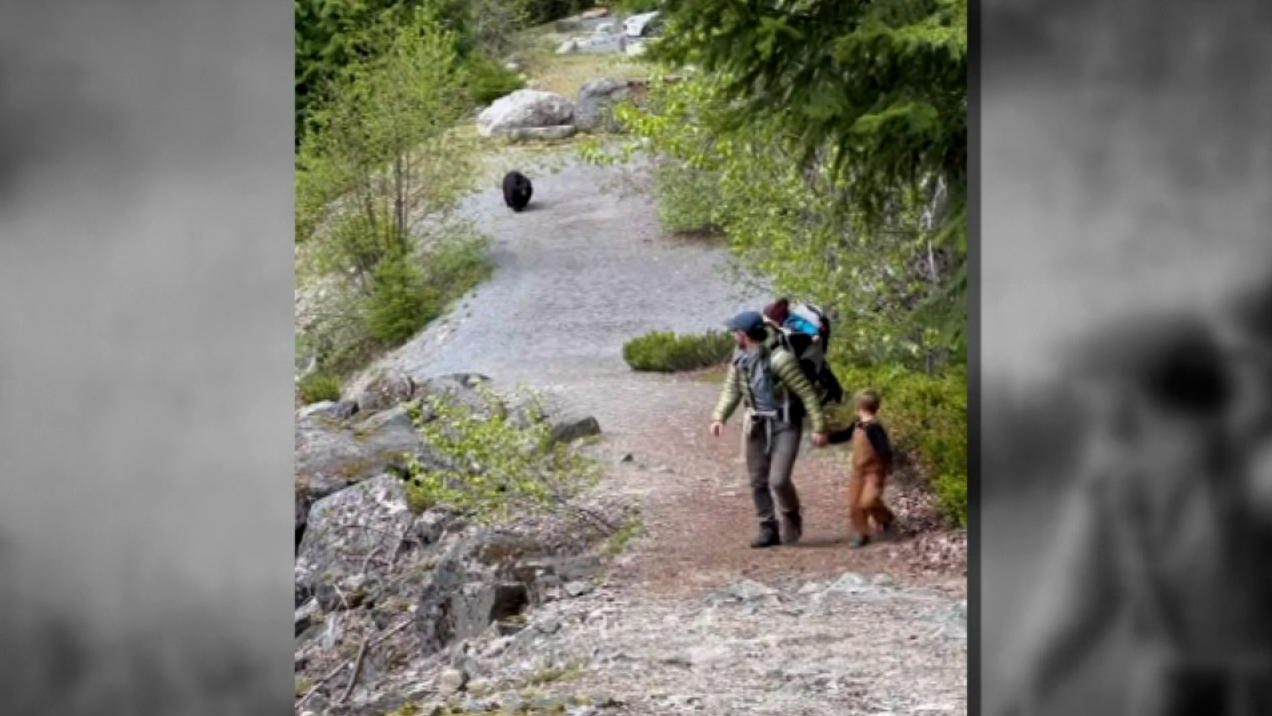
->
xmin=780 ymin=510 xmax=803 ymax=545
xmin=848 ymin=534 xmax=871 ymax=549
xmin=750 ymin=522 xmax=781 ymax=549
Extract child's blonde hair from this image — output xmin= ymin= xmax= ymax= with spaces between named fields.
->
xmin=854 ymin=388 xmax=882 ymax=414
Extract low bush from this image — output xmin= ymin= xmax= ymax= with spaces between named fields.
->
xmin=831 ymin=363 xmax=967 ymax=527
xmin=404 ymin=390 xmax=601 ymax=523
xmin=297 ymin=372 xmax=342 ymax=404
xmin=622 ymin=330 xmax=734 ymax=372
xmin=297 ymin=231 xmax=491 ymax=380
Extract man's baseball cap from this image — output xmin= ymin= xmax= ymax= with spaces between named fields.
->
xmin=725 ymin=310 xmax=765 ymax=335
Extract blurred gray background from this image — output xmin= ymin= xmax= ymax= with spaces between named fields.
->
xmin=982 ymin=1 xmax=1272 ymax=714
xmin=0 ymin=0 xmax=293 ymax=713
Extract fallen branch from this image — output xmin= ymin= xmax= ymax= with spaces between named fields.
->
xmin=297 ymin=659 xmax=349 ymax=708
xmin=338 ymin=638 xmax=369 ymax=703
xmin=302 ymin=618 xmax=412 ymax=707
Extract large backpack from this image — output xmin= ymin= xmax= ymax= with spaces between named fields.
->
xmin=772 ymin=303 xmax=843 ymax=406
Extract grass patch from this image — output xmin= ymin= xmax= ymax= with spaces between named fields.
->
xmin=508 ymin=21 xmax=651 ymax=98
xmin=622 ymin=330 xmax=734 ymax=372
xmin=603 ymin=515 xmax=642 ymax=556
xmin=297 ymin=372 xmax=342 ymax=404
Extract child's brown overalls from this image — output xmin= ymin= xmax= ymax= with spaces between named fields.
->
xmin=837 ymin=419 xmax=895 ymax=537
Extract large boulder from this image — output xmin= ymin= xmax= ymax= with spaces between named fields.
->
xmin=576 ymin=78 xmax=640 ymax=132
xmin=549 ymin=414 xmax=602 ymax=444
xmin=413 ymin=373 xmax=498 ymax=417
xmin=294 ymin=403 xmax=442 ymax=545
xmin=353 ymin=367 xmax=415 ymax=413
xmin=295 ymin=474 xmax=418 ymax=590
xmin=476 ymin=90 xmax=574 ymax=138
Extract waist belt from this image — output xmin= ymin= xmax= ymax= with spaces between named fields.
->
xmin=744 ymin=408 xmax=781 ymax=455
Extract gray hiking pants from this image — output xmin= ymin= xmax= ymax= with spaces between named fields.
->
xmin=745 ymin=417 xmax=802 ymax=524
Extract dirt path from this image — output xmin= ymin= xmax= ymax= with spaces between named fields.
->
xmin=372 ymin=153 xmax=967 ymax=713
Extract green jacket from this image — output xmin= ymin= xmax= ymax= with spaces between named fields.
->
xmin=712 ymin=344 xmax=826 ymax=433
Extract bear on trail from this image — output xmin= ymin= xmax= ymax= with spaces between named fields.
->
xmin=502 ymin=171 xmax=532 ymax=212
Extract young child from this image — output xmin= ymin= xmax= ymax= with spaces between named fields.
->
xmin=829 ymin=388 xmax=896 ymax=548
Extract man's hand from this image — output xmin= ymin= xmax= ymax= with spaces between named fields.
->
xmin=710 ymin=420 xmax=724 ymax=438
xmin=811 ymin=432 xmax=829 ymax=447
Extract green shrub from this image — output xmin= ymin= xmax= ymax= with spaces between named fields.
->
xmin=467 ymin=52 xmax=525 ymax=105
xmin=517 ymin=0 xmax=592 ymax=25
xmin=297 ymin=372 xmax=342 ymax=404
xmin=832 ymin=363 xmax=967 ymax=527
xmin=404 ymin=390 xmax=600 ymax=522
xmin=623 ymin=330 xmax=734 ymax=372
xmin=298 ymin=231 xmax=491 ymax=381
xmin=365 ymin=253 xmax=438 ymax=345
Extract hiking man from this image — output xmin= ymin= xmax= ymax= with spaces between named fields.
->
xmin=710 ymin=310 xmax=829 ymax=548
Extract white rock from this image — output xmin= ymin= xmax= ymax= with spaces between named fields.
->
xmin=477 ymin=90 xmax=574 ymax=137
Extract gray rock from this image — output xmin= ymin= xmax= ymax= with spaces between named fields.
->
xmin=708 ymin=579 xmax=778 ymax=605
xmin=295 ymin=598 xmax=320 ymax=636
xmin=555 ymin=18 xmax=583 ymax=32
xmin=353 ymin=367 xmax=415 ymax=413
xmin=294 ymin=403 xmax=443 ymax=544
xmin=556 ymin=39 xmax=579 ymax=54
xmin=565 ymin=580 xmax=593 ymax=597
xmin=550 ymin=414 xmax=602 ymax=444
xmin=453 ymin=582 xmax=530 ymax=641
xmin=477 ymin=90 xmax=574 ymax=137
xmin=298 ymin=399 xmax=359 ymax=420
xmin=295 ymin=475 xmax=416 ymax=590
xmin=576 ymin=78 xmax=638 ymax=132
xmin=355 ymin=401 xmax=417 ymax=434
xmin=437 ymin=667 xmax=468 ymax=696
xmin=413 ymin=508 xmax=453 ymax=545
xmin=827 ymin=571 xmax=869 ymax=594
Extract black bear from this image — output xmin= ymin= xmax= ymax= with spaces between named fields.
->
xmin=502 ymin=170 xmax=532 ymax=212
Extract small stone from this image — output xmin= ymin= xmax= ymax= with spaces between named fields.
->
xmin=871 ymin=573 xmax=895 ymax=587
xmin=653 ymin=465 xmax=674 ymax=474
xmin=437 ymin=667 xmax=468 ymax=696
xmin=828 ymin=571 xmax=869 ymax=594
xmin=537 ymin=617 xmax=562 ymax=634
xmin=708 ymin=578 xmax=778 ymax=605
xmin=797 ymin=581 xmax=824 ymax=595
xmin=617 ymin=452 xmax=635 ymax=463
xmin=565 ymin=580 xmax=593 ymax=597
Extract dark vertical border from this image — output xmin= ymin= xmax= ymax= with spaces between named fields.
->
xmin=965 ymin=0 xmax=981 ymax=713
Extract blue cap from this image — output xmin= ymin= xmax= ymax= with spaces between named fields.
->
xmin=725 ymin=310 xmax=765 ymax=334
